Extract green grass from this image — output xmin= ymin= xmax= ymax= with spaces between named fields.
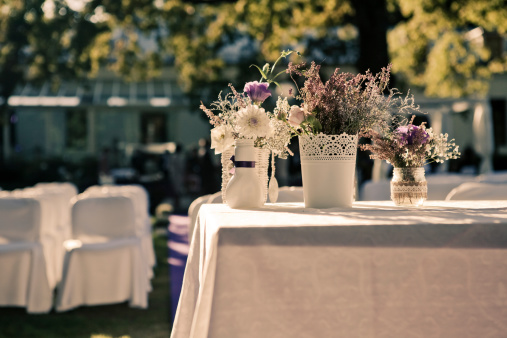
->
xmin=0 ymin=229 xmax=172 ymax=338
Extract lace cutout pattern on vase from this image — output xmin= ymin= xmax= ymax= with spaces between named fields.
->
xmin=221 ymin=147 xmax=235 ymax=202
xmin=299 ymin=133 xmax=358 ymax=162
xmin=391 ymin=183 xmax=428 ymax=194
xmin=256 ymin=148 xmax=270 ymax=203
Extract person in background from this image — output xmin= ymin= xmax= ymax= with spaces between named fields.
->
xmin=185 ymin=147 xmax=201 ymax=195
xmin=99 ymin=147 xmax=111 ymax=176
xmin=98 ymin=147 xmax=113 ymax=185
xmin=131 ymin=148 xmax=144 ymax=177
xmin=169 ymin=143 xmax=186 ymax=211
xmin=198 ymin=138 xmax=218 ymax=194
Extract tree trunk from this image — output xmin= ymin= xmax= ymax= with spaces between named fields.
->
xmin=352 ymin=0 xmax=390 ymax=76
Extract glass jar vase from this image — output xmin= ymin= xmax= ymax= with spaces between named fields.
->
xmin=390 ymin=167 xmax=427 ymax=207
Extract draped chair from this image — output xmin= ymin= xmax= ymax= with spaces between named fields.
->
xmin=12 ymin=187 xmax=72 ymax=288
xmin=0 ymin=197 xmax=53 ymax=313
xmin=446 ymin=182 xmax=507 ymax=200
xmin=56 ymin=195 xmax=150 ymax=312
xmin=84 ymin=185 xmax=156 ymax=275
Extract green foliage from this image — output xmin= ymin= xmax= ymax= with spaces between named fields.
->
xmin=250 ymin=49 xmax=298 ymax=86
xmin=0 ymin=0 xmax=107 ymax=103
xmin=1 ymin=0 xmax=506 ymax=110
xmin=305 ymin=114 xmax=323 ymax=134
xmin=389 ymin=0 xmax=507 ymax=97
xmin=161 ymin=0 xmax=507 ymax=98
xmin=160 ymin=0 xmax=352 ymax=92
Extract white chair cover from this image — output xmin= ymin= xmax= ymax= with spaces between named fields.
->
xmin=476 ymin=171 xmax=507 ymax=183
xmin=118 ymin=185 xmax=156 ymax=270
xmin=207 ymin=191 xmax=223 ymax=204
xmin=13 ymin=186 xmax=73 ymax=286
xmin=0 ymin=197 xmax=41 ymax=242
xmin=359 ymin=180 xmax=390 ymax=201
xmin=56 ymin=195 xmax=150 ymax=312
xmin=71 ymin=195 xmax=138 ymax=241
xmin=35 ymin=182 xmax=77 ymax=237
xmin=84 ymin=185 xmax=155 ymax=272
xmin=445 ymin=182 xmax=507 ymax=200
xmin=0 ymin=197 xmax=53 ymax=313
xmin=424 ymin=174 xmax=476 ymax=200
xmin=35 ymin=182 xmax=78 ymax=198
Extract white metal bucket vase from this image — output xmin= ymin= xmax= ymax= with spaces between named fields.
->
xmin=298 ymin=133 xmax=358 ymax=208
xmin=221 ymin=145 xmax=270 ymax=204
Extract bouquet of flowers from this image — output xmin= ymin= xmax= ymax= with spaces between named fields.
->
xmin=361 ymin=115 xmax=461 ymax=168
xmin=200 ymin=55 xmax=293 ymax=159
xmin=282 ymin=61 xmax=394 ymax=136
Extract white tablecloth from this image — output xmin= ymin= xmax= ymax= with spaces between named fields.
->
xmin=171 ymin=201 xmax=507 ymax=338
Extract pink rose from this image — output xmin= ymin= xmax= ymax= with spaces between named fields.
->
xmin=288 ymin=105 xmax=305 ymax=127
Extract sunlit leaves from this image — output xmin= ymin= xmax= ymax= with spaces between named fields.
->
xmin=425 ymin=31 xmax=490 ymax=97
xmin=389 ymin=0 xmax=507 ymax=97
xmin=2 ymin=0 xmax=506 ymax=103
xmin=157 ymin=0 xmax=353 ymax=93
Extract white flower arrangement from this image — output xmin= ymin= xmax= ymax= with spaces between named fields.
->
xmin=201 ymin=52 xmax=295 ymax=159
xmin=425 ymin=129 xmax=461 ymax=164
xmin=210 ymin=124 xmax=234 ymax=154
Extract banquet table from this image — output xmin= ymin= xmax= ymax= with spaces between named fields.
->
xmin=171 ymin=201 xmax=507 ymax=338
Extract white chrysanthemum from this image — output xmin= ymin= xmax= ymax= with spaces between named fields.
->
xmin=210 ymin=125 xmax=235 ymax=154
xmin=235 ymin=104 xmax=273 ymax=138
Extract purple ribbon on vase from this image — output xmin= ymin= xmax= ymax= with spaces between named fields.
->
xmin=229 ymin=155 xmax=255 ymax=174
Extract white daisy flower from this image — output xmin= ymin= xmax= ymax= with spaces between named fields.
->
xmin=210 ymin=125 xmax=235 ymax=154
xmin=235 ymin=104 xmax=273 ymax=139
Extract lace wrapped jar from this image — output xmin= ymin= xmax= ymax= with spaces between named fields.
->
xmin=390 ymin=167 xmax=427 ymax=207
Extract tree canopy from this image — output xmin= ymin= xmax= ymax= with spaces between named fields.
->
xmin=388 ymin=0 xmax=507 ymax=97
xmin=1 ymin=0 xmax=507 ymax=104
xmin=0 ymin=0 xmax=106 ymax=101
xmin=153 ymin=0 xmax=507 ymax=98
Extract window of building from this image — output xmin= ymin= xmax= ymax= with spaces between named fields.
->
xmin=66 ymin=109 xmax=87 ymax=150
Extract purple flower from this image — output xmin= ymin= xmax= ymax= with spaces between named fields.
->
xmin=395 ymin=124 xmax=429 ymax=145
xmin=244 ymin=81 xmax=271 ymax=103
